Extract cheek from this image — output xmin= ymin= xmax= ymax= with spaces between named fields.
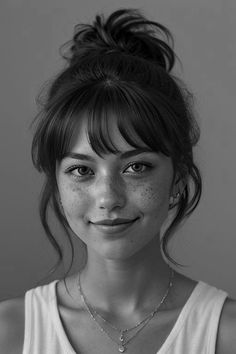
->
xmin=59 ymin=181 xmax=89 ymax=218
xmin=135 ymin=179 xmax=171 ymax=214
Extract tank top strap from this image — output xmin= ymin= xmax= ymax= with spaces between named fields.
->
xmin=23 ymin=279 xmax=74 ymax=354
xmin=158 ymin=281 xmax=228 ymax=353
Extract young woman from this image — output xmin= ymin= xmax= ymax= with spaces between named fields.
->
xmin=0 ymin=8 xmax=235 ymax=354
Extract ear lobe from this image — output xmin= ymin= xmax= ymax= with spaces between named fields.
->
xmin=169 ymin=176 xmax=187 ymax=208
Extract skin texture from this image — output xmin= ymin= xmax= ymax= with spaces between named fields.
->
xmin=55 ymin=115 xmax=178 ymax=314
xmin=56 ymin=117 xmax=174 ymax=263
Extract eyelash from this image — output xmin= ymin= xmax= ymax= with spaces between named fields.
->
xmin=65 ymin=161 xmax=153 ymax=180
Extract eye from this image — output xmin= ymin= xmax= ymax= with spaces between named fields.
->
xmin=66 ymin=165 xmax=94 ymax=178
xmin=124 ymin=162 xmax=153 ymax=174
xmin=65 ymin=162 xmax=153 ymax=180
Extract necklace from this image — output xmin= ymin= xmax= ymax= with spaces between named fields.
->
xmin=78 ymin=268 xmax=174 ymax=352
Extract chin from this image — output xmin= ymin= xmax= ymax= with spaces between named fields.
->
xmin=91 ymin=237 xmax=157 ymax=261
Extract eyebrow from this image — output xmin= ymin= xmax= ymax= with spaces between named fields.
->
xmin=62 ymin=148 xmax=156 ymax=162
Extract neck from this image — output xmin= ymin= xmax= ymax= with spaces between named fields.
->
xmin=78 ymin=237 xmax=172 ymax=315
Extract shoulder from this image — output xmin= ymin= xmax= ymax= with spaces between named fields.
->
xmin=216 ymin=297 xmax=236 ymax=354
xmin=0 ymin=296 xmax=25 ymax=354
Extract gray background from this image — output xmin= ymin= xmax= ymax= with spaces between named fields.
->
xmin=1 ymin=0 xmax=235 ymax=300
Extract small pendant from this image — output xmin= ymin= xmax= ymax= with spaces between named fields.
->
xmin=119 ymin=333 xmax=124 ymax=342
xmin=118 ymin=345 xmax=126 ymax=352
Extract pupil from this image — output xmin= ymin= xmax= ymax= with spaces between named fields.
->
xmin=79 ymin=167 xmax=89 ymax=174
xmin=133 ymin=164 xmax=141 ymax=171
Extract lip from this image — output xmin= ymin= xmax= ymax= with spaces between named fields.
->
xmin=92 ymin=218 xmax=137 ymax=226
xmin=91 ymin=218 xmax=139 ymax=234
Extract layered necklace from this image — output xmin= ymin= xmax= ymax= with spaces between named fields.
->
xmin=78 ymin=268 xmax=174 ymax=353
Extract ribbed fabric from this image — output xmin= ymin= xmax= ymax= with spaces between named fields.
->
xmin=22 ymin=279 xmax=227 ymax=354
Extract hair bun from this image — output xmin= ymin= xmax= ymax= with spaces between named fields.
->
xmin=63 ymin=8 xmax=176 ymax=72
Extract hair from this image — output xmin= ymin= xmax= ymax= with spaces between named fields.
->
xmin=31 ymin=8 xmax=202 ymax=285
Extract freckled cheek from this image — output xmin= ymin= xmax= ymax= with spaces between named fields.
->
xmin=60 ymin=183 xmax=90 ymax=218
xmin=138 ymin=182 xmax=170 ymax=214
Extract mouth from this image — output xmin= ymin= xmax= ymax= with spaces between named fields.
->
xmin=90 ymin=218 xmax=139 ymax=234
xmin=91 ymin=218 xmax=138 ymax=226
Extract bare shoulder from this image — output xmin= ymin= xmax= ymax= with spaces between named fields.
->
xmin=0 ymin=296 xmax=25 ymax=354
xmin=216 ymin=297 xmax=236 ymax=354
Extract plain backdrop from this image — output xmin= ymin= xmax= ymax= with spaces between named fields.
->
xmin=0 ymin=0 xmax=235 ymax=300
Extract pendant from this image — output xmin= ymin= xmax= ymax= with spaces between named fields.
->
xmin=118 ymin=345 xmax=126 ymax=352
xmin=119 ymin=333 xmax=124 ymax=342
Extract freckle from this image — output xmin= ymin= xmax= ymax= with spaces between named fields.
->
xmin=70 ymin=183 xmax=84 ymax=192
xmin=141 ymin=187 xmax=153 ymax=197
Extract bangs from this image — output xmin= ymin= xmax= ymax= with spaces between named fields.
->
xmin=58 ymin=81 xmax=172 ymax=160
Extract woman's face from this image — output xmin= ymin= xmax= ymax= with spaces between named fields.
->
xmin=56 ymin=117 xmax=174 ymax=260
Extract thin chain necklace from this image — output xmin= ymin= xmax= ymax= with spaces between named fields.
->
xmin=78 ymin=268 xmax=174 ymax=353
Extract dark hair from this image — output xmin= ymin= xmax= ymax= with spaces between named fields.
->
xmin=31 ymin=8 xmax=202 ymax=283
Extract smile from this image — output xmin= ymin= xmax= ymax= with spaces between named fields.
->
xmin=91 ymin=218 xmax=139 ymax=234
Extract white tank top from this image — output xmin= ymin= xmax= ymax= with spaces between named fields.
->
xmin=22 ymin=279 xmax=227 ymax=354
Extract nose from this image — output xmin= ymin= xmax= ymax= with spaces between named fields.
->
xmin=95 ymin=175 xmax=126 ymax=211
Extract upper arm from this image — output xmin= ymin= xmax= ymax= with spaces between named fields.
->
xmin=216 ymin=297 xmax=236 ymax=354
xmin=0 ymin=297 xmax=25 ymax=354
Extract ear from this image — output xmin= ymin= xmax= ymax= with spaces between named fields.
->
xmin=172 ymin=167 xmax=188 ymax=192
xmin=169 ymin=174 xmax=187 ymax=208
xmin=175 ymin=176 xmax=187 ymax=195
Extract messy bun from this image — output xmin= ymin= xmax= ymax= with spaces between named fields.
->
xmin=64 ymin=9 xmax=175 ymax=71
xmin=32 ymin=8 xmax=201 ymax=281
